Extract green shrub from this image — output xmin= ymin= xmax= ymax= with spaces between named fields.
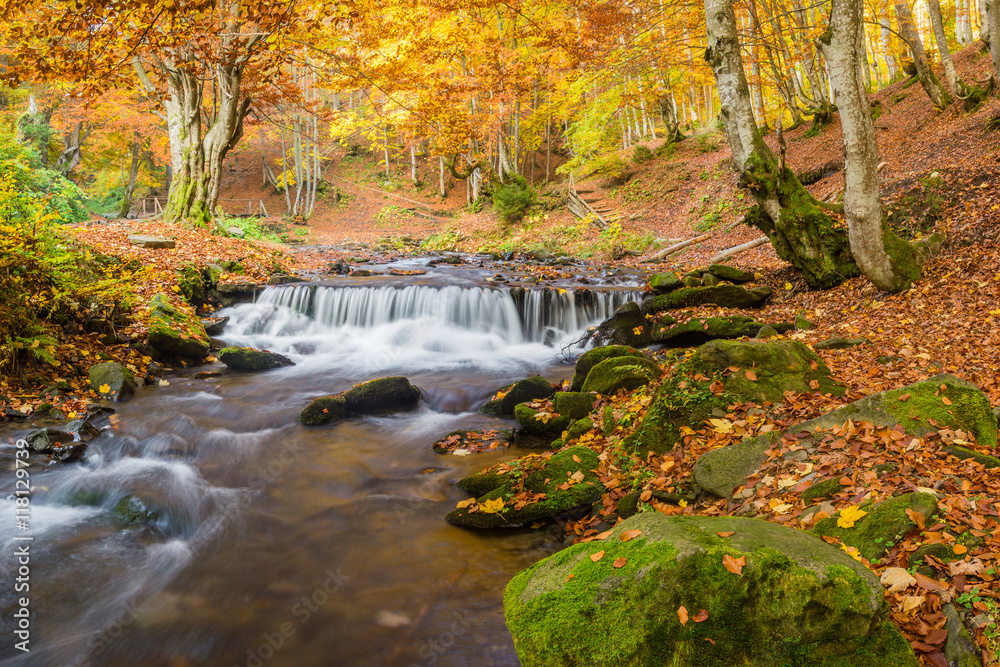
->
xmin=632 ymin=145 xmax=653 ymax=164
xmin=491 ymin=175 xmax=537 ymax=224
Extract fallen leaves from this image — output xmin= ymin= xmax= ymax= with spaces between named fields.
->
xmin=837 ymin=505 xmax=868 ymax=529
xmin=591 ymin=550 xmax=605 ymax=562
xmin=722 ymin=554 xmax=746 ymax=576
xmin=677 ymin=605 xmax=688 ymax=626
xmin=881 ymin=567 xmax=917 ymax=594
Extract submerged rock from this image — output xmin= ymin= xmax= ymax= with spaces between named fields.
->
xmin=219 ymin=346 xmax=294 ymax=371
xmin=201 ymin=316 xmax=229 ymax=336
xmin=299 ymin=396 xmax=348 ymax=426
xmin=113 ymin=495 xmax=158 ymax=525
xmin=447 ymin=446 xmax=602 ymax=529
xmin=503 ymin=513 xmax=917 ymax=667
xmin=343 ymin=376 xmax=421 ymax=413
xmin=89 ymin=362 xmax=138 ymax=402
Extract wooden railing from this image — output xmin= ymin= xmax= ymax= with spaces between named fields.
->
xmin=566 ymin=173 xmax=609 ymax=229
xmin=134 ymin=198 xmax=269 ymax=219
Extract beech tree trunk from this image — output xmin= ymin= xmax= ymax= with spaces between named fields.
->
xmin=704 ymin=0 xmax=858 ymax=289
xmin=818 ymin=0 xmax=921 ymax=293
xmin=881 ymin=19 xmax=899 ymax=79
xmin=895 ymin=1 xmax=954 ymax=108
xmin=119 ymin=139 xmax=142 ymax=219
xmin=927 ymin=0 xmax=963 ymax=94
xmin=987 ymin=0 xmax=1000 ymax=78
xmin=134 ymin=54 xmax=251 ymax=227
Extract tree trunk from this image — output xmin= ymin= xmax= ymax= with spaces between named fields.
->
xmin=818 ymin=0 xmax=921 ymax=293
xmin=927 ymin=0 xmax=963 ymax=94
xmin=118 ymin=139 xmax=142 ymax=219
xmin=987 ymin=0 xmax=1000 ymax=78
xmin=705 ymin=0 xmax=858 ymax=289
xmin=881 ymin=19 xmax=899 ymax=79
xmin=895 ymin=1 xmax=954 ymax=108
xmin=658 ymin=93 xmax=683 ymax=143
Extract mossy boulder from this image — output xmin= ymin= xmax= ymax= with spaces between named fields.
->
xmin=553 ymin=392 xmax=597 ymax=420
xmin=177 ymin=264 xmax=207 ymax=307
xmin=481 ymin=376 xmax=555 ymax=416
xmin=595 ymin=302 xmax=653 ymax=348
xmin=682 ymin=276 xmax=702 ymax=288
xmin=944 ymin=445 xmax=1000 ymax=468
xmin=147 ymin=293 xmax=211 ymax=359
xmin=653 ymin=316 xmax=764 ymax=347
xmin=706 ymin=264 xmax=755 ymax=283
xmin=689 ymin=339 xmax=846 ymax=403
xmin=219 ymin=346 xmax=295 ymax=371
xmin=564 ymin=418 xmax=594 ymax=443
xmin=113 ymin=495 xmax=158 ymax=525
xmin=795 ymin=314 xmax=815 ymax=330
xmin=504 ymin=513 xmax=917 ymax=667
xmin=641 ymin=285 xmax=772 ymax=313
xmin=515 ymin=402 xmax=573 ymax=440
xmin=813 ymin=492 xmax=939 ymax=562
xmin=571 ymin=346 xmax=648 ymax=392
xmin=89 ymin=362 xmax=137 ymax=402
xmin=25 ymin=427 xmax=74 ymax=453
xmin=648 ymin=272 xmax=683 ymax=293
xmin=801 ymin=477 xmax=849 ymax=504
xmin=791 ymin=374 xmax=996 ymax=449
xmin=299 ymin=395 xmax=348 ymax=426
xmin=626 ymin=373 xmax=728 ymax=455
xmin=693 ymin=432 xmax=781 ymax=498
xmin=815 ymin=337 xmax=869 ymax=350
xmin=582 ymin=356 xmax=662 ymax=396
xmin=447 ymin=446 xmax=602 ymax=529
xmin=343 ymin=376 xmax=421 ymax=413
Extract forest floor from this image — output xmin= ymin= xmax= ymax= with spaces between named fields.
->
xmin=5 ymin=42 xmax=1000 ymax=667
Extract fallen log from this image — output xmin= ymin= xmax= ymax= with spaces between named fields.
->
xmin=640 ymin=234 xmax=712 ymax=263
xmin=708 ymin=236 xmax=770 ymax=264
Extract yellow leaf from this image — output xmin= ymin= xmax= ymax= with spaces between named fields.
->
xmin=678 ymin=498 xmax=688 ymax=508
xmin=784 ymin=282 xmax=793 ymax=290
xmin=708 ymin=418 xmax=733 ymax=434
xmin=480 ymin=498 xmax=505 ymax=514
xmin=535 ymin=410 xmax=556 ymax=424
xmin=900 ymin=595 xmax=926 ymax=614
xmin=840 ymin=544 xmax=864 ymax=562
xmin=569 ymin=470 xmax=585 ymax=483
xmin=456 ymin=498 xmax=475 ymax=509
xmin=837 ymin=505 xmax=868 ymax=529
xmin=98 ymin=383 xmax=111 ymax=394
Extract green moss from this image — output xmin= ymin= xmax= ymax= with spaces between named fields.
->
xmin=641 ymin=285 xmax=772 ymax=313
xmin=943 ymin=445 xmax=1000 ymax=468
xmin=648 ymin=272 xmax=682 ymax=293
xmin=812 ymin=492 xmax=939 ymax=562
xmin=582 ymin=356 xmax=662 ymax=395
xmin=880 ymin=377 xmax=996 ymax=448
xmin=515 ymin=402 xmax=573 ymax=440
xmin=553 ymin=392 xmax=598 ymax=420
xmin=706 ymin=264 xmax=755 ymax=283
xmin=693 ymin=432 xmax=781 ymax=498
xmin=504 ymin=514 xmax=916 ymax=667
xmin=801 ymin=477 xmax=848 ymax=504
xmin=572 ymin=346 xmax=648 ymax=391
xmin=482 ymin=376 xmax=554 ymax=415
xmin=299 ymin=395 xmax=347 ymax=426
xmin=627 ymin=373 xmax=725 ymax=455
xmin=447 ymin=446 xmax=602 ymax=529
xmin=653 ymin=316 xmax=764 ymax=346
xmin=147 ymin=293 xmax=211 ymax=359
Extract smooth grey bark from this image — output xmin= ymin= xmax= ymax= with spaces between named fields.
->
xmin=119 ymin=139 xmax=142 ymax=219
xmin=895 ymin=1 xmax=954 ymax=108
xmin=927 ymin=0 xmax=963 ymax=94
xmin=705 ymin=0 xmax=858 ymax=289
xmin=819 ymin=0 xmax=921 ymax=293
xmin=881 ymin=19 xmax=899 ymax=79
xmin=987 ymin=0 xmax=1000 ymax=78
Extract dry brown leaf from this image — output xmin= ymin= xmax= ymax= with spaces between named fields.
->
xmin=745 ymin=370 xmax=757 ymax=381
xmin=678 ymin=605 xmax=689 ymax=626
xmin=900 ymin=595 xmax=926 ymax=614
xmin=693 ymin=609 xmax=709 ymax=623
xmin=590 ymin=550 xmax=605 ymax=562
xmin=620 ymin=529 xmax=643 ymax=542
xmin=880 ymin=567 xmax=916 ymax=593
xmin=613 ymin=557 xmax=627 ymax=568
xmin=716 ymin=531 xmax=735 ymax=538
xmin=722 ymin=554 xmax=746 ymax=575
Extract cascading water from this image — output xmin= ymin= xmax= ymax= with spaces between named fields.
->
xmin=0 ymin=274 xmax=642 ymax=667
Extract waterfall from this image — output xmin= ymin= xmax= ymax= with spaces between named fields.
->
xmin=250 ymin=284 xmax=640 ymax=344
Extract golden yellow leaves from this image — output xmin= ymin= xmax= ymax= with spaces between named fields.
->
xmin=837 ymin=505 xmax=868 ymax=529
xmin=707 ymin=418 xmax=732 ymax=434
xmin=534 ymin=410 xmax=557 ymax=424
xmin=840 ymin=544 xmax=863 ymax=562
xmin=479 ymin=498 xmax=505 ymax=514
xmin=98 ymin=383 xmax=111 ymax=394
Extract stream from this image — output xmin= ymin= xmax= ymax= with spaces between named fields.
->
xmin=0 ymin=257 xmax=643 ymax=666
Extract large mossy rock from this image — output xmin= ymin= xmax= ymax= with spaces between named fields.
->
xmin=504 ymin=513 xmax=916 ymax=667
xmin=595 ymin=302 xmax=653 ymax=347
xmin=343 ymin=376 xmax=421 ymax=413
xmin=693 ymin=374 xmax=996 ymax=499
xmin=553 ymin=392 xmax=597 ymax=421
xmin=571 ymin=346 xmax=648 ymax=392
xmin=147 ymin=293 xmax=211 ymax=359
xmin=582 ymin=356 xmax=662 ymax=396
xmin=652 ymin=316 xmax=764 ymax=347
xmin=641 ymin=285 xmax=772 ymax=313
xmin=447 ymin=445 xmax=602 ymax=529
xmin=89 ymin=362 xmax=137 ymax=402
xmin=628 ymin=340 xmax=842 ymax=456
xmin=299 ymin=395 xmax=348 ymax=426
xmin=690 ymin=339 xmax=845 ymax=403
xmin=219 ymin=346 xmax=294 ymax=371
xmin=481 ymin=376 xmax=555 ymax=416
xmin=795 ymin=373 xmax=996 ymax=449
xmin=813 ymin=492 xmax=939 ymax=562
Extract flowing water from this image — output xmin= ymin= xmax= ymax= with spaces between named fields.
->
xmin=0 ymin=262 xmax=642 ymax=667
